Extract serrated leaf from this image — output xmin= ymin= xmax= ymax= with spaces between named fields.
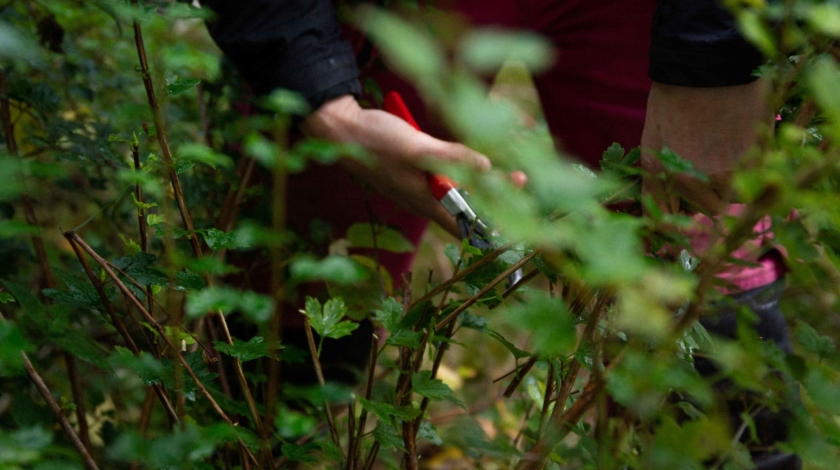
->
xmin=111 ymin=252 xmax=168 ymax=288
xmin=146 ymin=213 xmax=165 ymax=226
xmin=386 ymin=329 xmax=422 ymax=348
xmin=303 ymin=297 xmax=358 ymax=340
xmin=213 ymin=336 xmax=282 ymax=362
xmin=459 ymin=312 xmax=487 ymax=331
xmin=186 ymin=286 xmax=274 ymax=323
xmin=347 ymin=223 xmax=414 ymax=253
xmin=412 ymin=370 xmax=462 ymax=406
xmin=175 ymin=269 xmax=205 ymax=290
xmin=487 ymin=329 xmax=531 ymax=360
xmin=108 ymin=346 xmax=163 ymax=385
xmin=159 ymin=351 xmax=217 ymax=401
xmin=372 ymin=420 xmax=406 ymax=452
xmin=55 ymin=332 xmax=110 ymax=370
xmin=358 ymin=397 xmax=421 ymax=425
xmin=655 ymin=147 xmax=709 ymax=183
xmin=375 ymin=297 xmax=403 ymax=332
xmin=281 ymin=442 xmax=318 ymax=463
xmin=201 ymin=228 xmax=248 ymax=252
xmin=418 ymin=420 xmax=442 ymax=445
xmin=796 ymin=321 xmax=836 ymax=358
xmin=166 ymin=77 xmax=200 ymax=96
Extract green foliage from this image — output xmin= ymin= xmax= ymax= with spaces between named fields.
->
xmin=213 ymin=336 xmax=282 ymax=362
xmin=2 ymin=2 xmax=840 ymax=469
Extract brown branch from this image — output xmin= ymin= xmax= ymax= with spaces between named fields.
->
xmin=502 ymin=356 xmax=538 ymax=398
xmin=65 ymin=231 xmax=261 ymax=469
xmin=0 ymin=309 xmax=100 ymax=470
xmin=129 ymin=13 xmax=270 ymax=458
xmin=434 ymin=250 xmax=539 ymax=332
xmin=350 ymin=333 xmax=378 ymax=470
xmin=303 ymin=317 xmax=344 ymax=458
xmin=516 ymin=378 xmax=604 ymax=470
xmin=1 ymin=71 xmax=93 ymax=454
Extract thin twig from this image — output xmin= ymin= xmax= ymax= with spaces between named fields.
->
xmin=1 ymin=71 xmax=93 ymax=453
xmin=0 ymin=310 xmax=101 ymax=470
xmin=435 ymin=250 xmax=539 ymax=332
xmin=130 ymin=12 xmax=270 ymax=458
xmin=350 ymin=333 xmax=379 ymax=469
xmin=303 ymin=317 xmax=344 ymax=458
xmin=66 ymin=231 xmax=262 ymax=469
xmin=66 ymin=234 xmax=180 ymax=426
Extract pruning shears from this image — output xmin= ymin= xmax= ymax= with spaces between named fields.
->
xmin=383 ymin=91 xmax=523 ymax=287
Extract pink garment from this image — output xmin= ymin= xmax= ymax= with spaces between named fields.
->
xmin=688 ymin=205 xmax=786 ymax=294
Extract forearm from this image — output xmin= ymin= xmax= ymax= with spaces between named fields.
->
xmin=641 ymin=79 xmax=772 ymax=214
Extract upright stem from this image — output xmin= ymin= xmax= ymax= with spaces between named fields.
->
xmin=303 ymin=318 xmax=344 ymax=457
xmin=0 ymin=310 xmax=101 ymax=470
xmin=129 ymin=11 xmax=270 ymax=460
xmin=1 ymin=71 xmax=92 ymax=453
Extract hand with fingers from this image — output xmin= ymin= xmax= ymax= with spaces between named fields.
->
xmin=301 ymin=94 xmax=521 ymax=237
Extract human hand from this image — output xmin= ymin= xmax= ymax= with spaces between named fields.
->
xmin=640 ymin=80 xmax=772 ymax=216
xmin=301 ymin=94 xmax=525 ymax=237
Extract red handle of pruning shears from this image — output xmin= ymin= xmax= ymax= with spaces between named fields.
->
xmin=382 ymin=92 xmax=457 ymax=201
xmin=383 ymin=91 xmax=523 ymax=286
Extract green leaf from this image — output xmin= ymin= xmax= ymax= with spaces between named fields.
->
xmin=372 ymin=420 xmax=406 ymax=452
xmin=166 ymin=77 xmax=200 ymax=96
xmin=347 ymin=223 xmax=415 ymax=253
xmin=796 ymin=321 xmax=836 ymax=358
xmin=418 ymin=420 xmax=443 ymax=445
xmin=158 ymin=352 xmax=217 ymax=401
xmin=358 ymin=397 xmax=421 ymax=425
xmin=213 ymin=336 xmax=282 ymax=362
xmin=146 ymin=213 xmax=165 ymax=226
xmin=108 ymin=346 xmax=164 ymax=386
xmin=386 ymin=329 xmax=422 ymax=348
xmin=42 ymin=271 xmax=116 ymax=309
xmin=176 ymin=143 xmax=233 ymax=169
xmin=290 ymin=255 xmax=368 ymax=284
xmin=281 ymin=442 xmax=318 ymax=463
xmin=303 ymin=297 xmax=358 ymax=340
xmin=487 ymin=329 xmax=531 ymax=360
xmin=0 ymin=322 xmax=33 ymax=376
xmin=460 ymin=29 xmax=554 ymax=73
xmin=654 ymin=147 xmax=709 ymax=183
xmin=501 ymin=292 xmax=577 ymax=356
xmin=54 ymin=332 xmax=110 ymax=370
xmin=0 ymin=426 xmax=52 ymax=465
xmin=360 ymin=8 xmax=443 ymax=80
xmin=202 ymin=228 xmax=249 ymax=252
xmin=111 ymin=252 xmax=168 ymax=287
xmin=375 ymin=297 xmax=403 ymax=332
xmin=175 ymin=269 xmax=205 ymax=290
xmin=266 ymin=88 xmax=310 ymax=116
xmin=275 ymin=405 xmax=318 ymax=439
xmin=460 ymin=312 xmax=487 ymax=332
xmin=0 ymin=292 xmax=15 ymax=304
xmin=412 ymin=370 xmax=462 ymax=406
xmin=238 ymin=291 xmax=274 ymax=323
xmin=131 ymin=193 xmax=156 ymax=210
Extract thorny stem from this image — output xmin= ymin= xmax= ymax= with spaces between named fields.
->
xmin=0 ymin=310 xmax=101 ymax=470
xmin=1 ymin=71 xmax=93 ymax=454
xmin=66 ymin=232 xmax=262 ymax=469
xmin=303 ymin=317 xmax=344 ymax=457
xmin=66 ymin=235 xmax=179 ymax=427
xmin=129 ymin=11 xmax=271 ymax=459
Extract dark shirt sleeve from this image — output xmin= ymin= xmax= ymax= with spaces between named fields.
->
xmin=202 ymin=0 xmax=362 ymax=111
xmin=649 ymin=0 xmax=764 ymax=87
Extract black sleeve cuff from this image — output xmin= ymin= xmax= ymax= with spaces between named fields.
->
xmin=649 ymin=0 xmax=764 ymax=87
